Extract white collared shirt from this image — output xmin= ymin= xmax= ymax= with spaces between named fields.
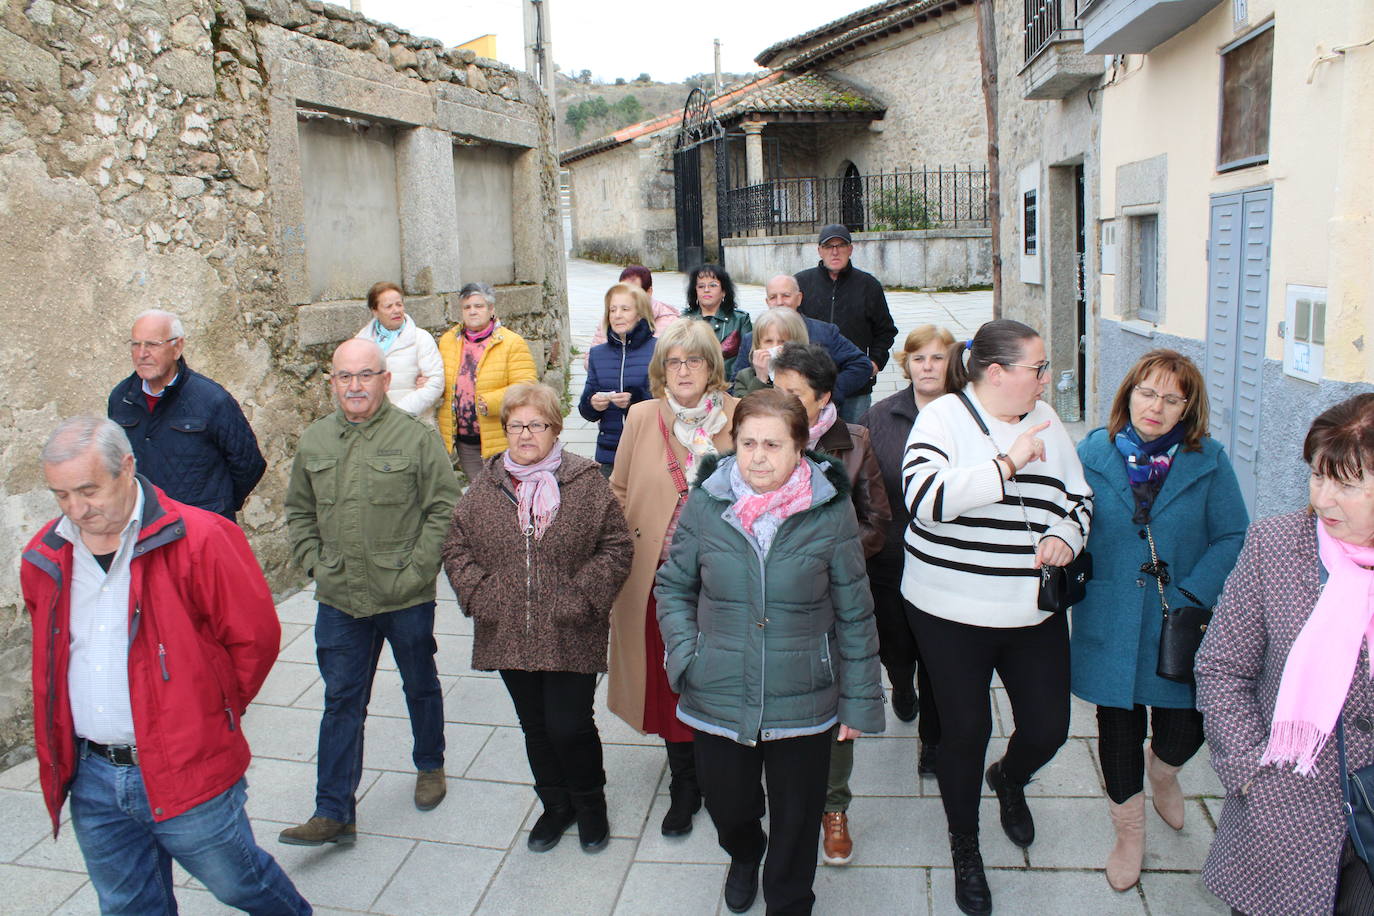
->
xmin=141 ymin=372 xmax=179 ymax=398
xmin=56 ymin=484 xmax=144 ymax=744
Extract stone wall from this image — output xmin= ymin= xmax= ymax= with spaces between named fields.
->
xmin=0 ymin=0 xmax=566 ymax=764
xmin=724 ymin=228 xmax=991 ymax=289
xmin=567 ymin=134 xmax=677 ymax=271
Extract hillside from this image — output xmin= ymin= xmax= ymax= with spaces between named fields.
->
xmin=553 ymin=71 xmax=763 ymax=151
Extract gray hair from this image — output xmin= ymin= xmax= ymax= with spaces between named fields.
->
xmin=133 ymin=309 xmax=185 ymax=340
xmin=42 ymin=416 xmax=134 ymax=476
xmin=458 ymin=282 xmax=497 ymax=308
xmin=752 ymin=307 xmax=809 ymax=349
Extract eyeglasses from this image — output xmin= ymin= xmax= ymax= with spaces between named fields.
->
xmin=331 ymin=369 xmax=385 ymax=384
xmin=505 ymin=421 xmax=552 ymax=435
xmin=664 ymin=356 xmax=707 ymax=373
xmin=1005 ymin=360 xmax=1051 ymax=380
xmin=128 ymin=337 xmax=181 ymax=351
xmin=1134 ymin=386 xmax=1188 ymax=408
xmin=821 ymin=242 xmax=851 ymax=253
xmin=695 ymin=281 xmax=721 ymax=290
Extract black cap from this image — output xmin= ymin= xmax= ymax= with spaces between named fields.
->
xmin=818 ymin=224 xmax=851 ymax=245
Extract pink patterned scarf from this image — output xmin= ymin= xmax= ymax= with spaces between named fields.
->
xmin=503 ymin=440 xmax=563 ymax=540
xmin=806 ymin=403 xmax=838 ymax=450
xmin=732 ymin=458 xmax=813 ymax=537
xmin=1261 ymin=520 xmax=1374 ymax=775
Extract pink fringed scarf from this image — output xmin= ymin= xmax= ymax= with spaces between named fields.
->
xmin=805 ymin=403 xmax=838 ymax=450
xmin=733 ymin=459 xmax=812 ymax=537
xmin=503 ymin=441 xmax=563 ymax=540
xmin=1260 ymin=520 xmax=1374 ymax=775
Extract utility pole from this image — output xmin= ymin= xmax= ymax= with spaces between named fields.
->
xmin=523 ymin=0 xmax=558 ymax=119
xmin=713 ymin=39 xmax=722 ymax=95
xmin=975 ymin=0 xmax=1001 ymax=317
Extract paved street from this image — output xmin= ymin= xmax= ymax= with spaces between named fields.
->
xmin=0 ymin=260 xmax=1224 ymax=914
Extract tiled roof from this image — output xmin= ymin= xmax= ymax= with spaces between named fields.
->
xmin=755 ymin=0 xmax=969 ymax=70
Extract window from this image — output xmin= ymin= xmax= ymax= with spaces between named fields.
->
xmin=1218 ymin=22 xmax=1274 ymax=172
xmin=1134 ymin=214 xmax=1159 ymax=321
xmin=1023 ymin=189 xmax=1038 ymax=256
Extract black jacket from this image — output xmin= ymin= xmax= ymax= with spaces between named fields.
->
xmin=108 ymin=359 xmax=266 ymax=519
xmin=857 ymin=384 xmax=919 ymax=577
xmin=795 ymin=261 xmax=897 ymax=395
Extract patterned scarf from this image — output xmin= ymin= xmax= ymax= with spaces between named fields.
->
xmin=806 ymin=403 xmax=839 ymax=451
xmin=729 ymin=458 xmax=812 ymax=555
xmin=373 ymin=317 xmax=403 ymax=353
xmin=665 ymin=390 xmax=728 ymax=468
xmin=503 ymin=441 xmax=563 ymax=540
xmin=453 ymin=321 xmax=498 ymax=440
xmin=1114 ymin=423 xmax=1186 ymax=523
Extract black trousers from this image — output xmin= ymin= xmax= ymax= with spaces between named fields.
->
xmin=870 ymin=572 xmax=941 ymax=745
xmin=694 ymin=728 xmax=833 ymax=916
xmin=499 ymin=670 xmax=605 ymax=793
xmin=908 ymin=607 xmax=1070 ymax=835
xmin=1096 ymin=704 xmax=1205 ymax=804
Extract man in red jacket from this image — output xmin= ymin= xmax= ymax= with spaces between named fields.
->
xmin=20 ymin=416 xmax=309 ymax=914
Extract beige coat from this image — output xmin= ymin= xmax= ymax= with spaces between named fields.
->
xmin=607 ymin=395 xmax=738 ymax=731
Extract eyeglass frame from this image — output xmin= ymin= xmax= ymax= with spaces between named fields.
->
xmin=127 ymin=337 xmax=182 ymax=351
xmin=330 ymin=369 xmax=386 ymax=384
xmin=504 ymin=420 xmax=554 ymax=435
xmin=1132 ymin=385 xmax=1188 ymax=408
xmin=1003 ymin=360 xmax=1051 ymax=381
xmin=664 ymin=356 xmax=708 ymax=373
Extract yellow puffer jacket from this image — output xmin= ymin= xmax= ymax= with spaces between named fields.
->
xmin=436 ymin=324 xmax=539 ymax=457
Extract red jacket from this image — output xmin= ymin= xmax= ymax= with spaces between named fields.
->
xmin=20 ymin=477 xmax=280 ymax=834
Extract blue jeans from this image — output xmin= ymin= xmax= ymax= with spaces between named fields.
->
xmin=69 ymin=748 xmax=309 ymax=914
xmin=837 ymin=392 xmax=872 ymax=424
xmin=314 ymin=601 xmax=444 ymax=822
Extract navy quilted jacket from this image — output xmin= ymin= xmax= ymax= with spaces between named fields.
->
xmin=108 ymin=359 xmax=266 ymax=519
xmin=577 ymin=319 xmax=657 ymax=465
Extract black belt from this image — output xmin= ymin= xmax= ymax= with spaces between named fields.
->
xmin=81 ymin=739 xmax=139 ymax=766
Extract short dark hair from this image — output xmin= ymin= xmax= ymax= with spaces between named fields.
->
xmin=731 ymin=387 xmax=809 ymax=452
xmin=1304 ymin=394 xmax=1374 ymax=483
xmin=771 ymin=343 xmax=838 ymax=397
xmin=943 ymin=319 xmax=1041 ymax=392
xmin=619 ymin=265 xmax=653 ymax=291
xmin=686 ymin=264 xmax=738 ymax=314
xmin=367 ymin=281 xmax=402 ymax=311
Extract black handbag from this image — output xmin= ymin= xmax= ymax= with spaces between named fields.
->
xmin=954 ymin=391 xmax=1091 ymax=614
xmin=1143 ymin=524 xmax=1212 ymax=683
xmin=1337 ymin=716 xmax=1374 ymax=883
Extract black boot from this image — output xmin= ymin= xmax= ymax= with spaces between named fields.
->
xmin=527 ymin=786 xmax=577 ymax=853
xmin=986 ymin=759 xmax=1035 ymax=848
xmin=661 ymin=741 xmax=702 ymax=837
xmin=949 ymin=831 xmax=992 ymax=915
xmin=918 ymin=742 xmax=938 ymax=777
xmin=888 ymin=664 xmax=918 ymax=723
xmin=570 ymin=789 xmax=609 ymax=853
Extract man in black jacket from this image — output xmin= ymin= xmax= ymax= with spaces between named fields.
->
xmin=108 ymin=310 xmax=266 ymax=521
xmin=795 ymin=224 xmax=898 ymax=422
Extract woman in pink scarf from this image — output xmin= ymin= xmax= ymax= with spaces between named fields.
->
xmin=1197 ymin=393 xmax=1374 ymax=915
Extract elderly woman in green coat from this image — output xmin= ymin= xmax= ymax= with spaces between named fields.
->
xmin=655 ymin=387 xmax=885 ymax=916
xmin=1070 ymin=349 xmax=1248 ymax=893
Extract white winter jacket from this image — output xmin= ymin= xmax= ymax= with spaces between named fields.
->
xmin=355 ymin=315 xmax=445 ymax=423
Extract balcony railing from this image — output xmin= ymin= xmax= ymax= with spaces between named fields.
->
xmin=1025 ymin=0 xmax=1084 ymax=63
xmin=722 ymin=166 xmax=989 ymax=240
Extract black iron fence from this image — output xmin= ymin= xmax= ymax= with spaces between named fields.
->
xmin=722 ymin=166 xmax=989 ymax=239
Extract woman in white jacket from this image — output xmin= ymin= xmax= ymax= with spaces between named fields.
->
xmin=355 ymin=281 xmax=445 ymax=423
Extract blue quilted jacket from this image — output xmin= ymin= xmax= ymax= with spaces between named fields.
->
xmin=577 ymin=319 xmax=657 ymax=465
xmin=108 ymin=360 xmax=266 ymax=520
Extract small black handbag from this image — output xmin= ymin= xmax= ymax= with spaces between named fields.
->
xmin=1337 ymin=716 xmax=1374 ymax=883
xmin=1143 ymin=524 xmax=1212 ymax=683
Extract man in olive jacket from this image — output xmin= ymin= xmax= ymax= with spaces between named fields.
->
xmin=281 ymin=338 xmax=461 ymax=847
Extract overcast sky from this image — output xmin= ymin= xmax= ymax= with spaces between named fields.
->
xmin=358 ymin=0 xmax=875 ymax=82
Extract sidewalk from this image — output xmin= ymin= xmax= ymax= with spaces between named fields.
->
xmin=0 ymin=261 xmax=1224 ymax=914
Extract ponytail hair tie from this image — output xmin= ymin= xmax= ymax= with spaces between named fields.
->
xmin=964 ymin=339 xmax=973 ymax=351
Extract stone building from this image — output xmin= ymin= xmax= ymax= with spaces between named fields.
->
xmin=561 ymin=0 xmax=991 ymax=290
xmin=0 ymin=0 xmax=567 ymax=762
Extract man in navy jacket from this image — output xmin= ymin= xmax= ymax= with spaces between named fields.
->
xmin=107 ymin=310 xmax=265 ymax=521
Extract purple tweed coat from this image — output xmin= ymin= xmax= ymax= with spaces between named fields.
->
xmin=1196 ymin=511 xmax=1374 ymax=915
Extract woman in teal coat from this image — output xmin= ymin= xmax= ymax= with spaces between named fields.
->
xmin=1071 ymin=349 xmax=1248 ymax=893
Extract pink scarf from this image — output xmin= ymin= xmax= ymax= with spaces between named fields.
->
xmin=806 ymin=403 xmax=839 ymax=450
xmin=733 ymin=459 xmax=813 ymax=536
xmin=502 ymin=441 xmax=563 ymax=540
xmin=1260 ymin=520 xmax=1374 ymax=775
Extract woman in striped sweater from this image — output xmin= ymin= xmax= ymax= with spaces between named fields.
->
xmin=901 ymin=319 xmax=1092 ymax=916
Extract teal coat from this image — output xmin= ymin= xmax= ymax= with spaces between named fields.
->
xmin=654 ymin=453 xmax=886 ymax=745
xmin=1069 ymin=428 xmax=1249 ymax=709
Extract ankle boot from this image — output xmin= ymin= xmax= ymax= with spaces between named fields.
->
xmin=887 ymin=663 xmax=918 ymax=723
xmin=1106 ymin=793 xmax=1146 ymax=891
xmin=1146 ymin=748 xmax=1185 ymax=829
xmin=570 ymin=789 xmax=609 ymax=853
xmin=985 ymin=759 xmax=1034 ymax=847
xmin=661 ymin=741 xmax=702 ymax=836
xmin=527 ymin=786 xmax=577 ymax=852
xmin=948 ymin=831 xmax=992 ymax=916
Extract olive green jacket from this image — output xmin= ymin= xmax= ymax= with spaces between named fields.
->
xmin=286 ymin=399 xmax=460 ymax=617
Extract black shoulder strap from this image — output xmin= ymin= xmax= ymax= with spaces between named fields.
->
xmin=954 ymin=390 xmax=991 ymax=437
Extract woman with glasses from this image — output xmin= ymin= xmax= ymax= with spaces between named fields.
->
xmin=355 ymin=281 xmax=445 ymax=423
xmin=682 ymin=264 xmax=752 ymax=362
xmin=608 ymin=319 xmax=739 ymax=839
xmin=443 ymin=382 xmax=633 ymax=854
xmin=1071 ymin=350 xmax=1247 ymax=892
xmin=902 ymin=319 xmax=1092 ymax=916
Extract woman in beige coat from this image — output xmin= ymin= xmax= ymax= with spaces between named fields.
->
xmin=609 ymin=319 xmax=738 ymax=839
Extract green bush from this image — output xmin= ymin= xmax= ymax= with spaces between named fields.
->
xmin=868 ymin=187 xmax=938 ymax=231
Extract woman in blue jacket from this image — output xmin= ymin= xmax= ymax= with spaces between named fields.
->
xmin=1071 ymin=349 xmax=1248 ymax=893
xmin=578 ymin=283 xmax=659 ymax=474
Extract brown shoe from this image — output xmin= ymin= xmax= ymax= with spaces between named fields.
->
xmin=415 ymin=768 xmax=447 ymax=811
xmin=821 ymin=811 xmax=853 ymax=865
xmin=278 ymin=816 xmax=357 ymax=846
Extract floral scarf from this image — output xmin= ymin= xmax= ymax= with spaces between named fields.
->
xmin=729 ymin=458 xmax=813 ymax=556
xmin=453 ymin=321 xmax=498 ymax=440
xmin=1113 ymin=423 xmax=1186 ymax=524
xmin=665 ymin=390 xmax=728 ymax=468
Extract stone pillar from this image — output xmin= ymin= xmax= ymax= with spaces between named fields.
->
xmin=741 ymin=120 xmax=766 ymax=187
xmin=395 ymin=127 xmax=461 ymax=294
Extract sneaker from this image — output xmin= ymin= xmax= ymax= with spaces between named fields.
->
xmin=821 ymin=811 xmax=854 ymax=865
xmin=415 ymin=768 xmax=447 ymax=811
xmin=278 ymin=816 xmax=357 ymax=847
xmin=986 ymin=759 xmax=1034 ymax=848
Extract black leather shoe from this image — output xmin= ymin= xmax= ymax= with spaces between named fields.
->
xmin=724 ymin=843 xmax=764 ymax=913
xmin=986 ymin=759 xmax=1035 ymax=848
xmin=889 ymin=666 xmax=918 ymax=723
xmin=949 ymin=831 xmax=992 ymax=916
xmin=918 ymin=742 xmax=938 ymax=777
xmin=527 ymin=787 xmax=577 ymax=853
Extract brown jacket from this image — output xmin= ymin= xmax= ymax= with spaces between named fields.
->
xmin=815 ymin=420 xmax=889 ymax=560
xmin=442 ymin=451 xmax=632 ymax=674
xmin=607 ymin=395 xmax=738 ymax=731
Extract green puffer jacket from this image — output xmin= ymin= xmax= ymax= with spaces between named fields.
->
xmin=654 ymin=452 xmax=886 ymax=746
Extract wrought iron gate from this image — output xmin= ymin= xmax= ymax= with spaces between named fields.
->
xmin=673 ymin=88 xmax=730 ymax=268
